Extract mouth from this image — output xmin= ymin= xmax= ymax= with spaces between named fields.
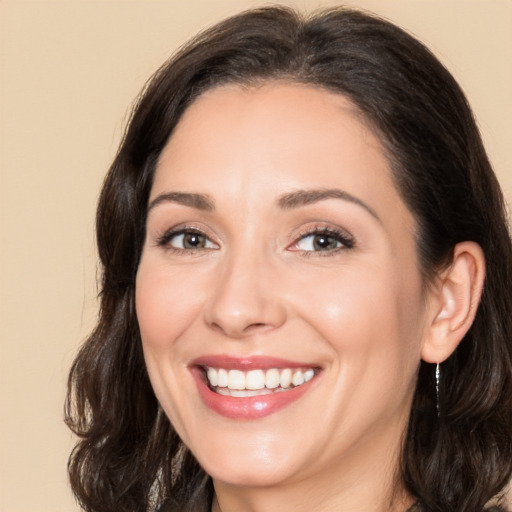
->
xmin=190 ymin=356 xmax=321 ymax=419
xmin=204 ymin=366 xmax=316 ymax=397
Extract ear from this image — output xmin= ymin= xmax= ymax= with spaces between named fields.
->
xmin=421 ymin=241 xmax=485 ymax=364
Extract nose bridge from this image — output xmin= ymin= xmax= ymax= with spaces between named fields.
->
xmin=204 ymin=242 xmax=286 ymax=337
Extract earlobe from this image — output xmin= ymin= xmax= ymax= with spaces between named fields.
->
xmin=421 ymin=241 xmax=485 ymax=364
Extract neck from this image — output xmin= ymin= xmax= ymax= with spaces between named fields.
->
xmin=212 ymin=482 xmax=413 ymax=512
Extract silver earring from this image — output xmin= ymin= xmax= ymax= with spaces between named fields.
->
xmin=435 ymin=362 xmax=440 ymax=416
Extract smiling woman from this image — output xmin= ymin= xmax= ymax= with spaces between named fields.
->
xmin=65 ymin=6 xmax=512 ymax=512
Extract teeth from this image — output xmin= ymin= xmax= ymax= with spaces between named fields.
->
xmin=292 ymin=370 xmax=304 ymax=386
xmin=280 ymin=369 xmax=292 ymax=388
xmin=207 ymin=367 xmax=218 ymax=387
xmin=246 ymin=369 xmax=265 ymax=390
xmin=228 ymin=369 xmax=245 ymax=390
xmin=217 ymin=369 xmax=228 ymax=388
xmin=204 ymin=366 xmax=316 ymax=395
xmin=230 ymin=389 xmax=272 ymax=397
xmin=265 ymin=368 xmax=280 ymax=389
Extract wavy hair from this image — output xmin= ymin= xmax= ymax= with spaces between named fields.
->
xmin=65 ymin=6 xmax=512 ymax=511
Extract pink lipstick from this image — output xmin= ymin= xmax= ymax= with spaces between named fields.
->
xmin=190 ymin=355 xmax=320 ymax=419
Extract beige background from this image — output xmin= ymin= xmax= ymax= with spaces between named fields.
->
xmin=0 ymin=1 xmax=510 ymax=510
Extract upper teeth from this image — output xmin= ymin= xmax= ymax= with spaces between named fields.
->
xmin=206 ymin=367 xmax=315 ymax=391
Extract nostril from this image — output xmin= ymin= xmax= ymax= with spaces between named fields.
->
xmin=243 ymin=322 xmax=273 ymax=333
xmin=248 ymin=323 xmax=265 ymax=328
xmin=209 ymin=320 xmax=274 ymax=337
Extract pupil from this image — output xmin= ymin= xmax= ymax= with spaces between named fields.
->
xmin=184 ymin=233 xmax=205 ymax=248
xmin=313 ymin=234 xmax=336 ymax=251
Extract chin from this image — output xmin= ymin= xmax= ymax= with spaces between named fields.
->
xmin=193 ymin=440 xmax=303 ymax=488
xmin=206 ymin=463 xmax=295 ymax=488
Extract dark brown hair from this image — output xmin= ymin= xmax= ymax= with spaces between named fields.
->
xmin=65 ymin=6 xmax=512 ymax=512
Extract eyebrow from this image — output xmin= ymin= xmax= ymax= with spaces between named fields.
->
xmin=147 ymin=192 xmax=215 ymax=213
xmin=278 ymin=188 xmax=380 ymax=221
xmin=147 ymin=188 xmax=380 ymax=222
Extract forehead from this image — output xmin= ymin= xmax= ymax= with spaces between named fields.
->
xmin=153 ymin=82 xmax=410 ymax=220
xmin=154 ymin=82 xmax=396 ymax=195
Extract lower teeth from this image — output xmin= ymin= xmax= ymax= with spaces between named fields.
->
xmin=212 ymin=385 xmax=295 ymax=397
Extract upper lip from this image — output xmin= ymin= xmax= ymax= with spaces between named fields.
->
xmin=190 ymin=355 xmax=319 ymax=371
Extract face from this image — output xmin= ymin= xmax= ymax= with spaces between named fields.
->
xmin=136 ymin=83 xmax=433 ymax=490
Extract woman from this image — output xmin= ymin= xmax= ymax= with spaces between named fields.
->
xmin=65 ymin=6 xmax=512 ymax=512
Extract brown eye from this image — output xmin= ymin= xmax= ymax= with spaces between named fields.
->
xmin=294 ymin=231 xmax=351 ymax=252
xmin=181 ymin=232 xmax=207 ymax=249
xmin=312 ymin=234 xmax=339 ymax=251
xmin=158 ymin=230 xmax=218 ymax=250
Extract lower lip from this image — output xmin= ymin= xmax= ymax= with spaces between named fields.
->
xmin=191 ymin=368 xmax=315 ymax=419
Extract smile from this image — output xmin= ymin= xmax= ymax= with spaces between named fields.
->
xmin=205 ymin=367 xmax=316 ymax=397
xmin=190 ymin=356 xmax=321 ymax=419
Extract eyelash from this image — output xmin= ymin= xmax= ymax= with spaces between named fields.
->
xmin=155 ymin=225 xmax=355 ymax=255
xmin=156 ymin=226 xmax=218 ymax=253
xmin=290 ymin=225 xmax=355 ymax=256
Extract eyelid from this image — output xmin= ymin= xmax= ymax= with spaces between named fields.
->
xmin=287 ymin=224 xmax=355 ymax=254
xmin=155 ymin=225 xmax=220 ymax=251
xmin=152 ymin=222 xmax=354 ymax=255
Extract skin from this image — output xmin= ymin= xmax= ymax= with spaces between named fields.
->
xmin=136 ymin=83 xmax=481 ymax=511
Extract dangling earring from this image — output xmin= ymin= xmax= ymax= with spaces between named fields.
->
xmin=435 ymin=362 xmax=440 ymax=416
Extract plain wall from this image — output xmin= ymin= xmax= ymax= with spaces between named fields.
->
xmin=0 ymin=1 xmax=510 ymax=510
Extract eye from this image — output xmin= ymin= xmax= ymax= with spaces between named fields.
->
xmin=289 ymin=228 xmax=354 ymax=253
xmin=157 ymin=228 xmax=218 ymax=251
xmin=297 ymin=233 xmax=341 ymax=251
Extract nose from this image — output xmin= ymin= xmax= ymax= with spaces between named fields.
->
xmin=203 ymin=250 xmax=287 ymax=338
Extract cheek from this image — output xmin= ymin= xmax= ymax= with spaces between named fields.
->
xmin=287 ymin=263 xmax=425 ymax=368
xmin=135 ymin=259 xmax=205 ymax=349
xmin=135 ymin=260 xmax=205 ymax=433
